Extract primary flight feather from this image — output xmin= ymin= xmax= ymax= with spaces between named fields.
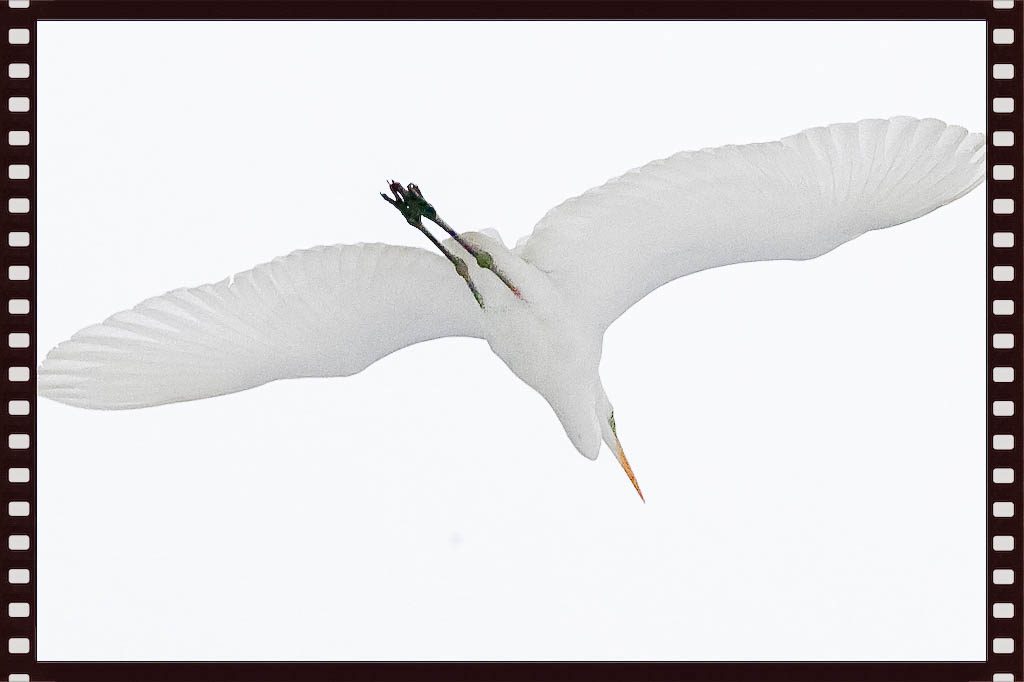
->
xmin=39 ymin=117 xmax=986 ymax=499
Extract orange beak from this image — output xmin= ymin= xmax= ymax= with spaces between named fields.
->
xmin=612 ymin=435 xmax=645 ymax=503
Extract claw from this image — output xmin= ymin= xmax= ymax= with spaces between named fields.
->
xmin=388 ymin=180 xmax=406 ymax=202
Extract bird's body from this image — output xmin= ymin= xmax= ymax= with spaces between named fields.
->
xmin=39 ymin=117 xmax=986 ymax=498
xmin=449 ymin=230 xmax=608 ymax=459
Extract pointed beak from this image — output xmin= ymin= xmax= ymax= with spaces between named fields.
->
xmin=612 ymin=435 xmax=645 ymax=502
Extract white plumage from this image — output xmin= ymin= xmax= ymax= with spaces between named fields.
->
xmin=40 ymin=244 xmax=484 ymax=409
xmin=521 ymin=116 xmax=984 ymax=329
xmin=39 ymin=117 xmax=985 ymax=498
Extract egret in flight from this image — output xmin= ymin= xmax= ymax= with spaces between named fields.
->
xmin=39 ymin=117 xmax=985 ymax=500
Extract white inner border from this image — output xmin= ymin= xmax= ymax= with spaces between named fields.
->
xmin=18 ymin=18 xmax=999 ymax=659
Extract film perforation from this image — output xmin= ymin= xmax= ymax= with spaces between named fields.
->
xmin=993 ymin=27 xmax=1016 ymax=44
xmin=988 ymin=3 xmax=1021 ymax=677
xmin=2 ymin=0 xmax=33 ymax=678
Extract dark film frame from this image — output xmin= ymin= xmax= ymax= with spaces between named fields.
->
xmin=2 ymin=1 xmax=1021 ymax=681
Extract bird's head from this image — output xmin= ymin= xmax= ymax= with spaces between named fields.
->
xmin=560 ymin=385 xmax=644 ymax=502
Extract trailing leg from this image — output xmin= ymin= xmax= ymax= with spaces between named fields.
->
xmin=380 ymin=181 xmax=485 ymax=308
xmin=381 ymin=181 xmax=522 ymax=300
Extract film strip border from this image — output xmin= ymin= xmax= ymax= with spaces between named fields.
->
xmin=989 ymin=2 xmax=1024 ymax=681
xmin=2 ymin=0 xmax=33 ymax=679
xmin=0 ymin=2 xmax=1021 ymax=681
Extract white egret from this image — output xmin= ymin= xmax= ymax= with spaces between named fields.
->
xmin=39 ymin=117 xmax=985 ymax=500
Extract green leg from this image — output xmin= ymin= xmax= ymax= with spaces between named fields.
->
xmin=426 ymin=212 xmax=523 ymax=299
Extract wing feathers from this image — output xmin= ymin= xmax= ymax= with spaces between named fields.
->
xmin=39 ymin=243 xmax=483 ymax=409
xmin=518 ymin=117 xmax=985 ymax=329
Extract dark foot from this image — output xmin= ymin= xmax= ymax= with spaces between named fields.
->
xmin=380 ymin=181 xmax=437 ymax=228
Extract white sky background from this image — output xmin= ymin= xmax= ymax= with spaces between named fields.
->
xmin=36 ymin=21 xmax=985 ymax=661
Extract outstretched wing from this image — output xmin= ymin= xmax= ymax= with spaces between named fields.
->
xmin=39 ymin=243 xmax=484 ymax=409
xmin=517 ymin=117 xmax=986 ymax=331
